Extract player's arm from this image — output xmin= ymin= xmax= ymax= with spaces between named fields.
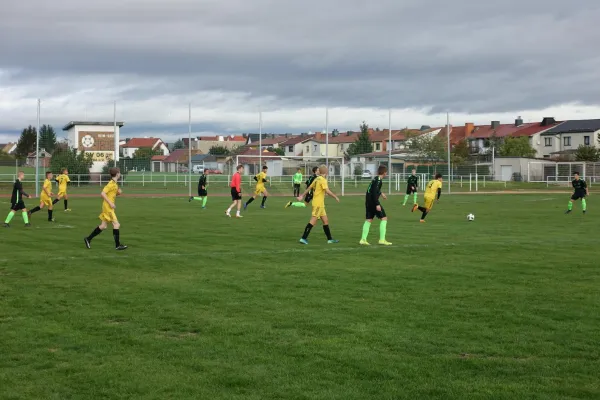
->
xmin=437 ymin=188 xmax=441 ymax=200
xmin=101 ymin=191 xmax=115 ymax=208
xmin=298 ymin=180 xmax=317 ymax=200
xmin=43 ymin=186 xmax=52 ymax=197
xmin=325 ymin=187 xmax=340 ymax=202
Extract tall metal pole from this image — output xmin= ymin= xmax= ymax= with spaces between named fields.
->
xmin=259 ymin=111 xmax=262 ymax=167
xmin=388 ymin=109 xmax=392 ymax=194
xmin=188 ymin=103 xmax=192 ymax=197
xmin=325 ymin=107 xmax=329 ymax=171
xmin=114 ymin=101 xmax=119 ymax=163
xmin=35 ymin=99 xmax=40 ymax=197
xmin=447 ymin=112 xmax=451 ymax=194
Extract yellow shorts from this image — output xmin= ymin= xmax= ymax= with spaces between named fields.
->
xmin=58 ymin=191 xmax=67 ymax=198
xmin=254 ymin=186 xmax=266 ymax=195
xmin=423 ymin=196 xmax=435 ymax=210
xmin=41 ymin=196 xmax=52 ymax=206
xmin=99 ymin=209 xmax=118 ymax=223
xmin=311 ymin=205 xmax=327 ymax=219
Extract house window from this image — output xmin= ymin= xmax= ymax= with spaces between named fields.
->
xmin=313 ymin=144 xmax=317 ymax=152
xmin=563 ymin=136 xmax=571 ymax=147
xmin=375 ymin=143 xmax=381 ymax=151
xmin=306 ymin=146 xmax=309 ymax=153
xmin=584 ymin=136 xmax=590 ymax=146
xmin=544 ymin=137 xmax=552 ymax=147
xmin=288 ymin=145 xmax=293 ymax=152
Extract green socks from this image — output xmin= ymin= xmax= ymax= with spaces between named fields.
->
xmin=568 ymin=201 xmax=573 ymax=211
xmin=413 ymin=193 xmax=417 ymax=204
xmin=380 ymin=220 xmax=387 ymax=241
xmin=403 ymin=194 xmax=418 ymax=205
xmin=202 ymin=197 xmax=207 ymax=207
xmin=582 ymin=198 xmax=587 ymax=211
xmin=292 ymin=202 xmax=306 ymax=208
xmin=402 ymin=195 xmax=409 ymax=205
xmin=5 ymin=211 xmax=15 ymax=224
xmin=361 ymin=221 xmax=371 ymax=240
xmin=22 ymin=212 xmax=29 ymax=224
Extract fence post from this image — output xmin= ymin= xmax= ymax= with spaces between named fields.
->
xmin=78 ymin=174 xmax=80 ymax=187
xmin=483 ymin=175 xmax=486 ymax=188
xmin=164 ymin=174 xmax=166 ymax=187
xmin=469 ymin=174 xmax=472 ymax=192
xmin=142 ymin=173 xmax=145 ymax=187
xmin=475 ymin=173 xmax=478 ymax=192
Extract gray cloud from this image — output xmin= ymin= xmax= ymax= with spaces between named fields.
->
xmin=2 ymin=0 xmax=600 ymax=122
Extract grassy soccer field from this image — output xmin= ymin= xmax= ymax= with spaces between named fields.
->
xmin=1 ymin=194 xmax=599 ymax=399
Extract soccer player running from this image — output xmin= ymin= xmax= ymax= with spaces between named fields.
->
xmin=84 ymin=167 xmax=127 ymax=250
xmin=402 ymin=169 xmax=419 ymax=206
xmin=292 ymin=168 xmax=303 ymax=197
xmin=226 ymin=165 xmax=244 ymax=218
xmin=244 ymin=165 xmax=270 ymax=209
xmin=28 ymin=171 xmax=56 ymax=222
xmin=286 ymin=166 xmax=319 ymax=209
xmin=360 ymin=165 xmax=392 ymax=245
xmin=3 ymin=171 xmax=31 ymax=227
xmin=566 ymin=171 xmax=588 ymax=214
xmin=189 ymin=170 xmax=208 ymax=208
xmin=54 ymin=168 xmax=71 ymax=211
xmin=297 ymin=165 xmax=339 ymax=244
xmin=411 ymin=173 xmax=443 ymax=223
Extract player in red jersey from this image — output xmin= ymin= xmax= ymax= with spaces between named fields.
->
xmin=226 ymin=165 xmax=244 ymax=218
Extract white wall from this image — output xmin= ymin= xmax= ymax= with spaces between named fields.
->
xmin=65 ymin=124 xmax=121 ymax=173
xmin=539 ymin=131 xmax=599 ymax=158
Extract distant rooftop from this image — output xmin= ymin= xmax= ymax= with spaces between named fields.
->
xmin=62 ymin=121 xmax=125 ymax=131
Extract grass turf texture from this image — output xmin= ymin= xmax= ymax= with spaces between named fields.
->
xmin=1 ymin=194 xmax=599 ymax=399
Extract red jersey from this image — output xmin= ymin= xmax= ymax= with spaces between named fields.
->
xmin=230 ymin=172 xmax=241 ymax=191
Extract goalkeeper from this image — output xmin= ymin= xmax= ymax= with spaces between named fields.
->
xmin=244 ymin=165 xmax=270 ymax=209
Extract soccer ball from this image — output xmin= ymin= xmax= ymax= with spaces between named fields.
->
xmin=467 ymin=213 xmax=475 ymax=221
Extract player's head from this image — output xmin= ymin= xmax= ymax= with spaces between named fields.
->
xmin=411 ymin=169 xmax=416 ymax=175
xmin=574 ymin=171 xmax=580 ymax=179
xmin=297 ymin=168 xmax=301 ymax=172
xmin=17 ymin=171 xmax=24 ymax=180
xmin=236 ymin=164 xmax=244 ymax=173
xmin=312 ymin=166 xmax=319 ymax=175
xmin=45 ymin=171 xmax=52 ymax=179
xmin=435 ymin=173 xmax=443 ymax=181
xmin=62 ymin=168 xmax=68 ymax=174
xmin=109 ymin=167 xmax=121 ymax=180
xmin=378 ymin=165 xmax=388 ymax=177
xmin=262 ymin=165 xmax=268 ymax=172
xmin=318 ymin=164 xmax=328 ymax=176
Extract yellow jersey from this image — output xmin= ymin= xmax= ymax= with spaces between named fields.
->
xmin=102 ymin=179 xmax=119 ymax=210
xmin=424 ymin=179 xmax=442 ymax=198
xmin=309 ymin=176 xmax=328 ymax=208
xmin=255 ymin=171 xmax=267 ymax=188
xmin=56 ymin=174 xmax=70 ymax=192
xmin=41 ymin=179 xmax=52 ymax=199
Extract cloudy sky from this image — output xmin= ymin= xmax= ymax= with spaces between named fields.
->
xmin=1 ymin=0 xmax=599 ymax=142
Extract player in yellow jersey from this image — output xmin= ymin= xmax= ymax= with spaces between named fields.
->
xmin=297 ymin=165 xmax=340 ymax=244
xmin=412 ymin=173 xmax=442 ymax=222
xmin=54 ymin=168 xmax=71 ymax=211
xmin=84 ymin=167 xmax=127 ymax=250
xmin=28 ymin=171 xmax=55 ymax=222
xmin=244 ymin=165 xmax=270 ymax=209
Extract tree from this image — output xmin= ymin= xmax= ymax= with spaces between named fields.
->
xmin=575 ymin=144 xmax=600 ymax=161
xmin=49 ymin=148 xmax=93 ymax=182
xmin=39 ymin=124 xmax=57 ymax=153
xmin=498 ymin=136 xmax=536 ymax=158
xmin=408 ymin=132 xmax=447 ymax=170
xmin=345 ymin=121 xmax=373 ymax=158
xmin=15 ymin=125 xmax=37 ymax=159
xmin=451 ymin=139 xmax=470 ymax=166
xmin=131 ymin=147 xmax=161 ymax=171
xmin=209 ymin=145 xmax=231 ymax=156
xmin=267 ymin=146 xmax=284 ymax=156
xmin=172 ymin=139 xmax=185 ymax=150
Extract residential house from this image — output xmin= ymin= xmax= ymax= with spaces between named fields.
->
xmin=467 ymin=118 xmax=537 ymax=154
xmin=250 ymin=135 xmax=290 ymax=151
xmin=280 ymin=134 xmax=313 ymax=157
xmin=121 ymin=137 xmax=170 ymax=158
xmin=539 ymin=119 xmax=600 ymax=158
xmin=511 ymin=117 xmax=563 ymax=158
xmin=150 ymin=155 xmax=167 ymax=172
xmin=236 ymin=148 xmax=282 ymax=175
xmin=26 ymin=149 xmax=52 ymax=167
xmin=1 ymin=142 xmax=17 ymax=155
xmin=190 ymin=154 xmax=225 ymax=173
xmin=156 ymin=149 xmax=203 ymax=173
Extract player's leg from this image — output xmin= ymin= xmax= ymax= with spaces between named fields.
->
xmin=112 ymin=220 xmax=127 ymax=250
xmin=566 ymin=195 xmax=576 ymax=213
xmin=29 ymin=201 xmax=43 ymax=214
xmin=63 ymin=193 xmax=69 ymax=211
xmin=261 ymin=189 xmax=269 ymax=208
xmin=321 ymin=214 xmax=338 ymax=243
xmin=202 ymin=194 xmax=207 ymax=208
xmin=300 ymin=215 xmax=318 ymax=243
xmin=360 ymin=217 xmax=373 ymax=245
xmin=245 ymin=193 xmax=257 ymax=209
xmin=378 ymin=208 xmax=391 ymax=245
xmin=4 ymin=209 xmax=16 ymax=226
xmin=235 ymin=199 xmax=242 ymax=217
xmin=47 ymin=200 xmax=54 ymax=222
xmin=582 ymin=196 xmax=587 ymax=213
xmin=21 ymin=206 xmax=30 ymax=226
xmin=52 ymin=196 xmax=60 ymax=205
xmin=85 ymin=220 xmax=107 ymax=248
xmin=413 ymin=190 xmax=418 ymax=205
xmin=402 ymin=187 xmax=410 ymax=206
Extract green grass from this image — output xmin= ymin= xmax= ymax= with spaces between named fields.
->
xmin=1 ymin=194 xmax=599 ymax=399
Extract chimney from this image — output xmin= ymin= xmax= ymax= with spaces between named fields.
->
xmin=491 ymin=121 xmax=500 ymax=129
xmin=465 ymin=123 xmax=474 ymax=137
xmin=420 ymin=125 xmax=431 ymax=131
xmin=515 ymin=116 xmax=523 ymax=126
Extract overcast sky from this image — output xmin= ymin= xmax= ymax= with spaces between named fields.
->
xmin=1 ymin=0 xmax=599 ymax=142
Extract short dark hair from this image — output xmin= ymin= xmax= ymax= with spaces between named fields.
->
xmin=109 ymin=167 xmax=120 ymax=177
xmin=378 ymin=165 xmax=388 ymax=175
xmin=236 ymin=164 xmax=244 ymax=170
xmin=435 ymin=173 xmax=443 ymax=179
xmin=45 ymin=171 xmax=52 ymax=176
xmin=312 ymin=166 xmax=319 ymax=173
xmin=574 ymin=171 xmax=580 ymax=176
xmin=262 ymin=165 xmax=268 ymax=170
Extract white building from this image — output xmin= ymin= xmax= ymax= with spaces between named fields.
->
xmin=62 ymin=121 xmax=124 ymax=173
xmin=120 ymin=137 xmax=170 ymax=158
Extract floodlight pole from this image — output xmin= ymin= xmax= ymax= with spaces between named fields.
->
xmin=114 ymin=101 xmax=119 ymax=163
xmin=325 ymin=107 xmax=329 ymax=171
xmin=35 ymin=99 xmax=40 ymax=197
xmin=259 ymin=111 xmax=262 ymax=167
xmin=188 ymin=103 xmax=192 ymax=197
xmin=388 ymin=108 xmax=392 ymax=194
xmin=447 ymin=112 xmax=451 ymax=194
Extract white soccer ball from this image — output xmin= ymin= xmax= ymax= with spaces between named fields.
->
xmin=467 ymin=213 xmax=475 ymax=221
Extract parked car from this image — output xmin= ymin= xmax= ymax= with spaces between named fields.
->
xmin=361 ymin=170 xmax=372 ymax=179
xmin=192 ymin=165 xmax=204 ymax=174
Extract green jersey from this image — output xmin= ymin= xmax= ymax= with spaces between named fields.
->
xmin=407 ymin=175 xmax=418 ymax=189
xmin=572 ymin=179 xmax=587 ymax=192
xmin=293 ymin=172 xmax=303 ymax=184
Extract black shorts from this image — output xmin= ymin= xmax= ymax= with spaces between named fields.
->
xmin=571 ymin=191 xmax=586 ymax=200
xmin=304 ymin=193 xmax=313 ymax=203
xmin=198 ymin=188 xmax=207 ymax=197
xmin=10 ymin=201 xmax=26 ymax=211
xmin=293 ymin=183 xmax=301 ymax=189
xmin=406 ymin=185 xmax=417 ymax=195
xmin=230 ymin=187 xmax=242 ymax=200
xmin=365 ymin=203 xmax=386 ymax=220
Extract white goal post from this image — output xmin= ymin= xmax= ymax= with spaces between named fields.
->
xmin=235 ymin=155 xmax=346 ymax=196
